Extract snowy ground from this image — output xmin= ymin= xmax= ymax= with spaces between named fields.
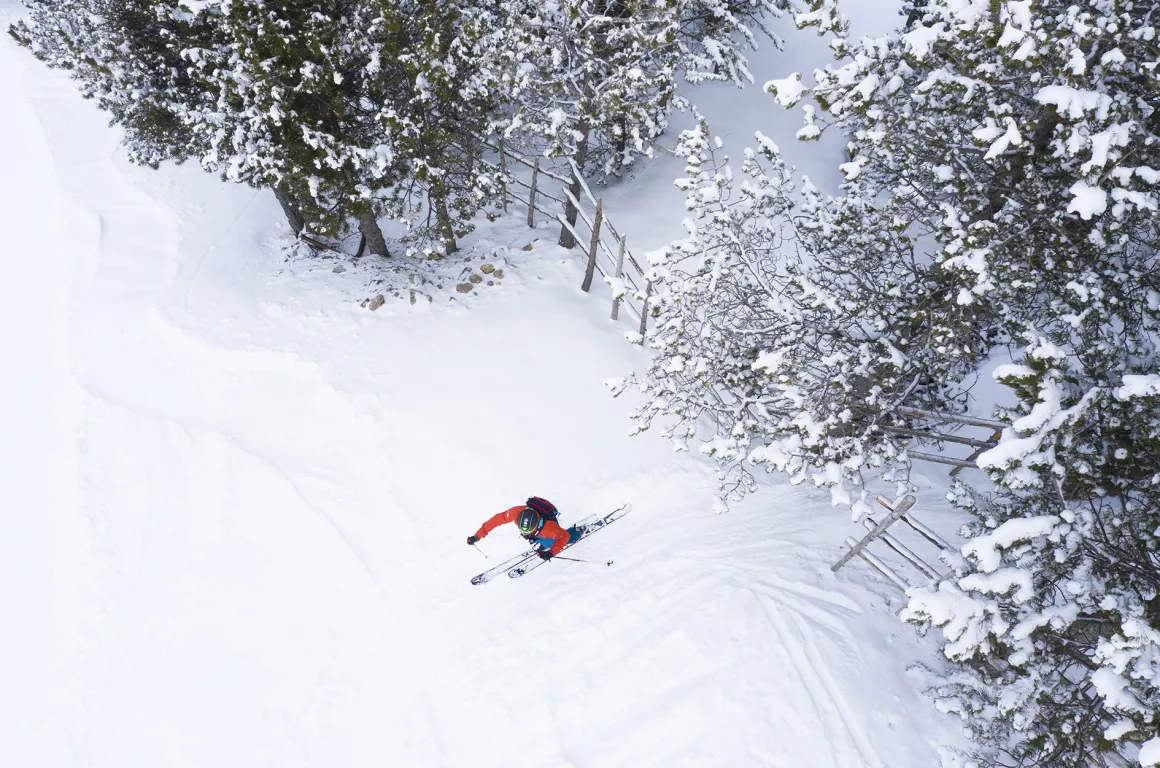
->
xmin=2 ymin=2 xmax=968 ymax=766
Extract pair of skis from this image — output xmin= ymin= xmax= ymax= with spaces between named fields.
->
xmin=470 ymin=504 xmax=631 ymax=585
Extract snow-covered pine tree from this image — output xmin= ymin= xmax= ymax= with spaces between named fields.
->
xmin=362 ymin=0 xmax=508 ymax=255
xmin=805 ymin=2 xmax=1160 ymax=763
xmin=14 ymin=0 xmax=507 ymax=250
xmin=625 ymin=111 xmax=953 ymax=508
xmin=499 ymin=0 xmax=792 ymax=249
xmin=630 ymin=0 xmax=1160 ymax=763
xmin=623 ymin=119 xmax=804 ymax=502
xmin=10 ymin=0 xmax=207 ymax=167
xmin=498 ymin=0 xmax=677 ymax=248
xmin=162 ymin=0 xmax=408 ymax=252
xmin=10 ymin=0 xmax=344 ymax=237
xmin=170 ymin=0 xmax=506 ymax=255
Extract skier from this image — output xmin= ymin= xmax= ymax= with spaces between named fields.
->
xmin=466 ymin=498 xmax=579 ymax=561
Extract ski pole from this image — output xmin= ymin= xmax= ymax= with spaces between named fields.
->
xmin=472 ymin=543 xmax=488 ymax=559
xmin=552 ymin=555 xmax=614 ymax=566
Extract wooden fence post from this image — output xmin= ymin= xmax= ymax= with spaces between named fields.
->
xmin=611 ymin=235 xmax=626 ymax=320
xmin=581 ymin=198 xmax=603 ymax=292
xmin=895 ymin=408 xmax=1005 ymax=430
xmin=638 ymin=280 xmax=652 ymax=337
xmin=499 ymin=138 xmax=508 ymax=213
xmin=527 ymin=157 xmax=540 ymax=229
xmin=832 ymin=495 xmax=916 ymax=573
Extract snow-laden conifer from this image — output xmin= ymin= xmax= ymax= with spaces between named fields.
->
xmin=12 ymin=0 xmax=507 ymax=252
xmin=631 ymin=0 xmax=1160 ymax=763
xmin=498 ymin=0 xmax=793 ymax=248
xmin=166 ymin=0 xmax=505 ymax=254
xmin=10 ymin=0 xmax=208 ymax=167
xmin=363 ymin=0 xmax=510 ymax=254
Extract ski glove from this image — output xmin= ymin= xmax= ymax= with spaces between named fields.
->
xmin=467 ymin=535 xmax=481 ymax=545
xmin=537 ymin=551 xmax=553 ymax=561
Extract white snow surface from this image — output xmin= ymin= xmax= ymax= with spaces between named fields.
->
xmin=1116 ymin=374 xmax=1160 ymax=400
xmin=1067 ymin=180 xmax=1109 ymax=220
xmin=1141 ymin=737 xmax=1160 ymax=767
xmin=1 ymin=3 xmax=966 ymax=767
xmin=960 ymin=516 xmax=1059 ymax=573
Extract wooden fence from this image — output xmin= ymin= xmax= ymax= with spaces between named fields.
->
xmin=831 ymin=411 xmax=1005 ymax=593
xmin=479 ymin=143 xmax=653 ymax=336
xmin=832 ymin=495 xmax=946 ymax=593
xmin=837 ymin=495 xmax=1141 ymax=768
xmin=884 ymin=407 xmax=1003 ymax=476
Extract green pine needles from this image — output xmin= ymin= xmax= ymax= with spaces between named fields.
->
xmin=10 ymin=0 xmax=790 ymax=255
xmin=628 ymin=1 xmax=1160 ymax=765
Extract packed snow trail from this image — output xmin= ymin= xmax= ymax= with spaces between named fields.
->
xmin=1 ymin=6 xmax=963 ymax=767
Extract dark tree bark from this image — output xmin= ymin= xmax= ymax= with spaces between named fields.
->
xmin=614 ymin=115 xmax=628 ymax=168
xmin=434 ymin=196 xmax=458 ymax=255
xmin=272 ymin=184 xmax=306 ymax=235
xmin=981 ymin=106 xmax=1060 ymax=220
xmin=903 ymin=0 xmax=929 ymax=29
xmin=558 ymin=124 xmax=591 ymax=249
xmin=357 ymin=211 xmax=390 ymax=257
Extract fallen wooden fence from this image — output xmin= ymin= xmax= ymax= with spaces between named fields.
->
xmin=883 ymin=408 xmax=1005 ymax=476
xmin=833 ymin=495 xmax=957 ymax=599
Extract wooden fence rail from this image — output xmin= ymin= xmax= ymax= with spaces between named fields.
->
xmin=861 ymin=513 xmax=940 ymax=580
xmin=833 ymin=495 xmax=916 ymax=574
xmin=832 ymin=494 xmax=962 ymax=601
xmin=477 ymin=147 xmax=653 ymax=332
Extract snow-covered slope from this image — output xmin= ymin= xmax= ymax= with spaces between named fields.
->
xmin=1 ymin=3 xmax=966 ymax=766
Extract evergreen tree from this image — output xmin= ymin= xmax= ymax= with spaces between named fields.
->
xmin=10 ymin=0 xmax=332 ymax=236
xmin=499 ymin=0 xmax=792 ymax=248
xmin=10 ymin=0 xmax=207 ymax=167
xmin=163 ymin=0 xmax=403 ymax=251
xmin=363 ymin=0 xmax=508 ymax=255
xmin=178 ymin=0 xmax=506 ymax=253
xmin=13 ymin=0 xmax=505 ymax=250
xmin=629 ymin=0 xmax=1160 ymax=763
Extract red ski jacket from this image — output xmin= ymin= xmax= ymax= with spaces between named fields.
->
xmin=473 ymin=505 xmax=572 ymax=555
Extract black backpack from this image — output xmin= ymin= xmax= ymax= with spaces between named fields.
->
xmin=522 ymin=496 xmax=559 ymax=539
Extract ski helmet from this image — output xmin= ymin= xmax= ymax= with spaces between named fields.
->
xmin=516 ymin=507 xmax=541 ymax=535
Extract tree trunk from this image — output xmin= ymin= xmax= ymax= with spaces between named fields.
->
xmin=558 ymin=125 xmax=591 ymax=249
xmin=981 ymin=105 xmax=1060 ymax=220
xmin=434 ymin=196 xmax=458 ymax=255
xmin=273 ymin=184 xmax=306 ymax=235
xmin=581 ymin=198 xmax=603 ymax=292
xmin=357 ymin=211 xmax=390 ymax=257
xmin=527 ymin=157 xmax=540 ymax=228
xmin=903 ymin=1 xmax=929 ymax=30
xmin=613 ymin=115 xmax=628 ymax=171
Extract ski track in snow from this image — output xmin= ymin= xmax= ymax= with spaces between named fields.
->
xmin=1 ymin=5 xmax=964 ymax=765
xmin=759 ymin=594 xmax=883 ymax=768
